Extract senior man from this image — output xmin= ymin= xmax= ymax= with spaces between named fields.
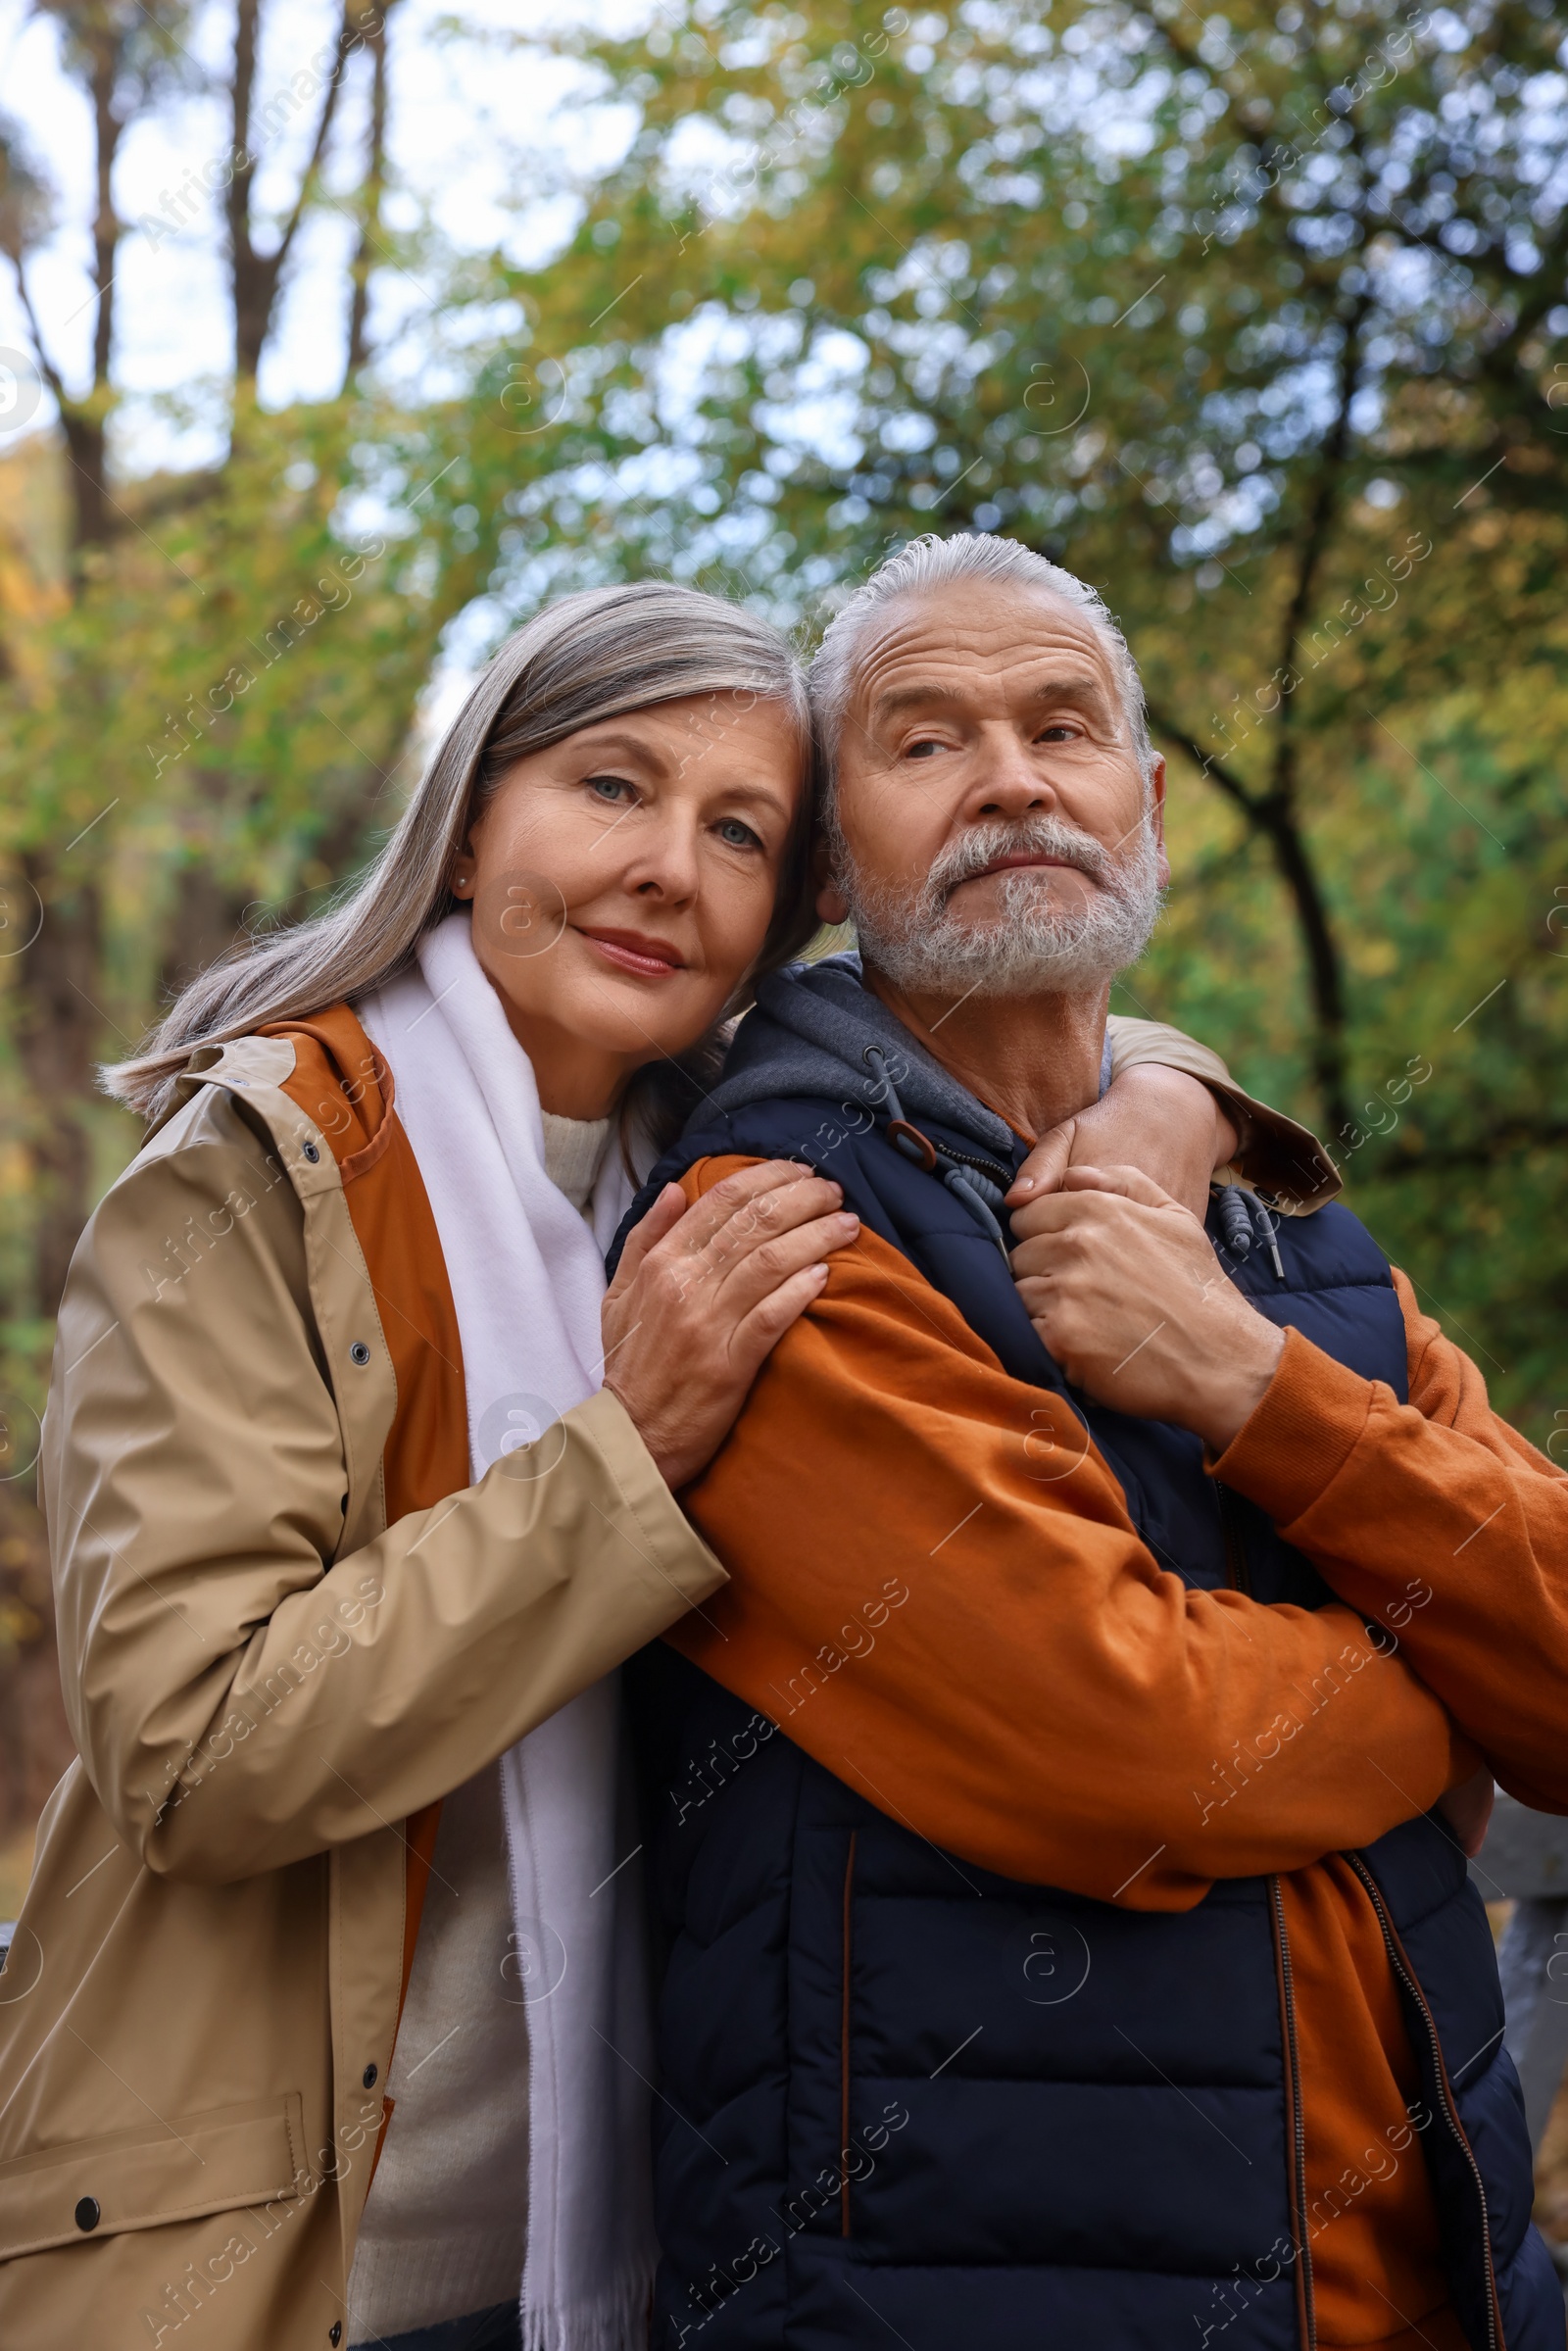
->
xmin=613 ymin=534 xmax=1568 ymax=2351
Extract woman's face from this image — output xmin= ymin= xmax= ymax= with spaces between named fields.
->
xmin=452 ymin=690 xmax=806 ymax=1118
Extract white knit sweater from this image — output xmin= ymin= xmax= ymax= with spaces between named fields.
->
xmin=346 ymin=1111 xmax=612 ymax=2343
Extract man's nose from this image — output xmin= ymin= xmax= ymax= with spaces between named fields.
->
xmin=966 ymin=728 xmax=1055 ymax=819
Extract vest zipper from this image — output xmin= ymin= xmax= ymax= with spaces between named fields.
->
xmin=841 ymin=1831 xmax=858 ymax=2239
xmin=1342 ymin=1853 xmax=1504 ymax=2351
xmin=935 ymin=1139 xmax=1014 ymax=1192
xmin=1268 ymin=1877 xmax=1317 ymax=2350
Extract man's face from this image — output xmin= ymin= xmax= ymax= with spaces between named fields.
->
xmin=819 ymin=577 xmax=1169 ymax=997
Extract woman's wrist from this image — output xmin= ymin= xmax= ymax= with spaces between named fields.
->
xmin=1212 ymin=1091 xmax=1248 ymax=1170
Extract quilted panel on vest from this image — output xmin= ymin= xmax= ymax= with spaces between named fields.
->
xmin=627 ymin=1105 xmax=1554 ymax=2351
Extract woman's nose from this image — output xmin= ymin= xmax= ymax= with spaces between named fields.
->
xmin=626 ymin=814 xmax=701 ymax=900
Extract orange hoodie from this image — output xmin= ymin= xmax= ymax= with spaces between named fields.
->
xmin=668 ymin=1157 xmax=1568 ymax=2350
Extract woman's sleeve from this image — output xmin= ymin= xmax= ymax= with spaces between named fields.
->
xmin=1105 ymin=1012 xmax=1341 ymax=1209
xmin=42 ymin=1090 xmax=724 ymax=1884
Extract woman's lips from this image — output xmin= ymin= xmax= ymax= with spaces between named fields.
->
xmin=578 ymin=927 xmax=687 ymax=978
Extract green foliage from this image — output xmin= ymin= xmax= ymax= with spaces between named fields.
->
xmin=443 ymin=0 xmax=1568 ymax=1442
xmin=1 ymin=0 xmax=1565 ymax=1447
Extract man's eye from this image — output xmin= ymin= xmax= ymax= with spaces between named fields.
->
xmin=905 ymin=738 xmax=944 ymax=759
xmin=1039 ymin=723 xmax=1080 ymax=744
xmin=587 ymin=774 xmax=637 ymax=805
xmin=715 ymin=817 xmax=762 ymax=851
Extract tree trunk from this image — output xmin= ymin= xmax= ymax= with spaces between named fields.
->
xmin=1253 ymin=777 xmax=1351 ymax=1142
xmin=158 ymin=862 xmax=252 ymax=1001
xmin=53 ymin=24 xmax=125 ymax=558
xmin=1253 ymin=302 xmax=1367 ymax=1142
xmin=58 ymin=410 xmax=110 ymax=553
xmin=1144 ymin=705 xmax=1352 ymax=1141
xmin=13 ymin=860 xmax=105 ymax=1315
xmin=230 ymin=0 xmax=359 ymax=380
xmin=226 ymin=0 xmax=266 ymax=381
xmin=345 ymin=4 xmax=391 ymax=376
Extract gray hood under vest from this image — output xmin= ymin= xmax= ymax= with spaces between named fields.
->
xmin=711 ymin=954 xmax=1112 ymax=1161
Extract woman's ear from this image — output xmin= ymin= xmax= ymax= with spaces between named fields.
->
xmin=811 ymin=829 xmax=850 ymax=926
xmin=450 ymin=839 xmax=477 ymax=899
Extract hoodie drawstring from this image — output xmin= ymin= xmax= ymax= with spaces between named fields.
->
xmin=1213 ymin=1182 xmax=1285 ymax=1281
xmin=862 ymin=1047 xmax=1285 ymax=1286
xmin=862 ymin=1045 xmax=1011 ymax=1258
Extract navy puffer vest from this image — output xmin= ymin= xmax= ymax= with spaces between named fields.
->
xmin=612 ymin=989 xmax=1556 ymax=2351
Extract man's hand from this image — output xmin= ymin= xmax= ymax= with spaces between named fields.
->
xmin=1009 ymin=1164 xmax=1284 ymax=1451
xmin=1007 ymin=1063 xmax=1240 ymax=1222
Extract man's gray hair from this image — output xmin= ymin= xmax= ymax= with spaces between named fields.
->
xmin=809 ymin=532 xmax=1155 ymax=791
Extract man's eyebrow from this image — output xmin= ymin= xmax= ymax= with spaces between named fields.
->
xmin=1028 ymin=675 xmax=1116 ymax=718
xmin=868 ymin=681 xmax=958 ymax=721
xmin=868 ymin=674 xmax=1117 ymax=723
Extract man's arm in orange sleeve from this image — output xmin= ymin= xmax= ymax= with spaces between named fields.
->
xmin=669 ymin=1158 xmax=1472 ymax=1912
xmin=1211 ymin=1264 xmax=1568 ymax=1812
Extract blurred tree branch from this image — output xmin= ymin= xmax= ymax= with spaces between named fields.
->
xmin=227 ymin=0 xmax=362 ymax=381
xmin=345 ymin=0 xmax=393 ymax=379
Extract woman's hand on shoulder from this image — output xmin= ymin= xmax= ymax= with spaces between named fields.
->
xmin=601 ymin=1161 xmax=858 ymax=1490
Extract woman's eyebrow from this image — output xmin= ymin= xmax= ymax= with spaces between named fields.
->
xmin=571 ymin=729 xmax=671 ymax=770
xmin=715 ymin=778 xmax=792 ymax=809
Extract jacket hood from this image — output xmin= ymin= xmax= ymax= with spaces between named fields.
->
xmin=710 ymin=953 xmax=1110 ymax=1157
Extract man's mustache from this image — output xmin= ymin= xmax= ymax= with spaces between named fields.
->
xmin=926 ymin=816 xmax=1120 ymax=906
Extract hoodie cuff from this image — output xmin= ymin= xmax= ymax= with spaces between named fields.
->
xmin=1208 ymin=1325 xmax=1377 ymax=1527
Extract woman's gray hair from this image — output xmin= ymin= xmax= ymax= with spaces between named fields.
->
xmin=107 ymin=580 xmax=815 ymax=1119
xmin=809 ymin=533 xmax=1154 ymax=794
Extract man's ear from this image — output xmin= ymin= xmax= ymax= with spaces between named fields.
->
xmin=1149 ymin=755 xmax=1170 ymax=891
xmin=811 ymin=828 xmax=850 ymax=926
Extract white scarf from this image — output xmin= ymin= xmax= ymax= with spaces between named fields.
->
xmin=360 ymin=912 xmax=654 ymax=2351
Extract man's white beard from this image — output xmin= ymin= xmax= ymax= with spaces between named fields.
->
xmin=832 ymin=809 xmax=1166 ymax=998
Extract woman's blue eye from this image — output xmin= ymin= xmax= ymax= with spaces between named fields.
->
xmin=716 ymin=818 xmax=762 ymax=851
xmin=587 ymin=774 xmax=636 ymax=804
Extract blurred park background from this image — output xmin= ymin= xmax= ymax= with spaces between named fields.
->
xmin=0 ymin=0 xmax=1564 ymax=2155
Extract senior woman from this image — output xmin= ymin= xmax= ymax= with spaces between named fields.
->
xmin=0 ymin=579 xmax=1303 ymax=2351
